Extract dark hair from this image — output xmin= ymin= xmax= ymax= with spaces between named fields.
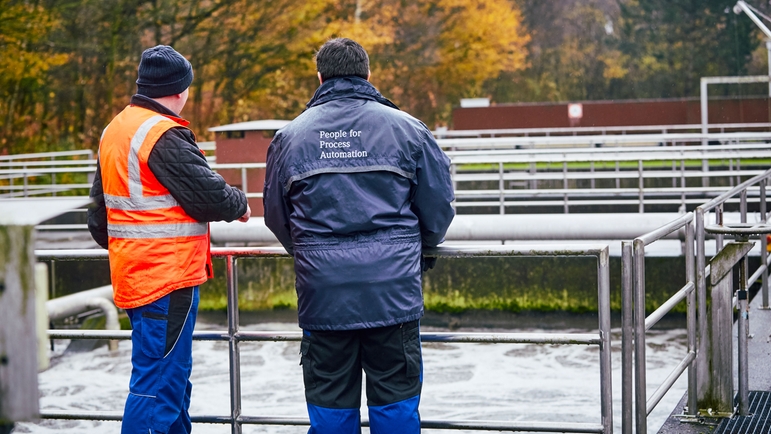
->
xmin=315 ymin=38 xmax=369 ymax=81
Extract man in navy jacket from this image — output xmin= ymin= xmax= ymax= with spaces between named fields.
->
xmin=263 ymin=38 xmax=455 ymax=433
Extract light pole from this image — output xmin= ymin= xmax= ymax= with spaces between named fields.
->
xmin=734 ymin=1 xmax=771 ymax=96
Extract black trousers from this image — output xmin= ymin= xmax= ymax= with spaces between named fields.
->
xmin=300 ymin=320 xmax=422 ymax=433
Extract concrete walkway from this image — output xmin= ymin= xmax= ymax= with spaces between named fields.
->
xmin=657 ymin=287 xmax=771 ymax=433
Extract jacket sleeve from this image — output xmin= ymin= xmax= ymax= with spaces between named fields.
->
xmin=148 ymin=127 xmax=248 ymax=223
xmin=411 ymin=128 xmax=455 ymax=247
xmin=263 ymin=135 xmax=295 ymax=255
xmin=87 ymin=161 xmax=109 ymax=250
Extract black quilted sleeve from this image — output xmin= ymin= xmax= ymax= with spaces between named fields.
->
xmin=148 ymin=127 xmax=248 ymax=223
xmin=87 ymin=161 xmax=109 ymax=249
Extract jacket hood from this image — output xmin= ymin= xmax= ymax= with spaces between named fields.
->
xmin=306 ymin=76 xmax=399 ymax=111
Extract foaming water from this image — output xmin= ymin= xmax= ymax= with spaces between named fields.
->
xmin=16 ymin=322 xmax=687 ymax=434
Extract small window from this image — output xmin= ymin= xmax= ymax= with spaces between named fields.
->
xmin=225 ymin=130 xmax=245 ymax=139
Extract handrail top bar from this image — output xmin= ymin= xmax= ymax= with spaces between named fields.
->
xmin=0 ymin=159 xmax=97 ymax=168
xmin=446 ymin=141 xmax=771 ymax=155
xmin=437 ymin=131 xmax=771 ymax=147
xmin=701 ymin=75 xmax=770 ymax=84
xmin=432 ymin=121 xmax=771 ymax=138
xmin=0 ymin=150 xmax=93 ymax=161
xmin=704 ymin=223 xmax=771 ymax=236
xmin=697 ymin=168 xmax=771 ymax=212
xmin=428 ymin=243 xmax=609 ymax=258
xmin=36 ymin=244 xmax=610 ymax=260
xmin=635 ymin=213 xmax=693 ymax=246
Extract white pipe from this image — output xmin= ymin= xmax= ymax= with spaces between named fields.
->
xmin=46 ymin=285 xmax=119 ymax=351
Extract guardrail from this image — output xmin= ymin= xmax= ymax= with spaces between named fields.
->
xmin=5 ymin=140 xmax=771 ymax=217
xmin=35 ymin=244 xmax=613 ymax=434
xmin=432 ymin=122 xmax=771 ymax=139
xmin=621 ymin=213 xmax=696 ymax=434
xmin=622 ymin=168 xmax=771 ymax=433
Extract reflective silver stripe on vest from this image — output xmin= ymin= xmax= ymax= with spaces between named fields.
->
xmin=284 ymin=165 xmax=414 ymax=192
xmin=104 ymin=193 xmax=179 ymax=211
xmin=107 ymin=222 xmax=207 ymax=239
xmin=128 ymin=115 xmax=168 ymax=199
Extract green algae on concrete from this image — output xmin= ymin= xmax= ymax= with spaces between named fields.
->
xmin=192 ymin=255 xmax=688 ymax=315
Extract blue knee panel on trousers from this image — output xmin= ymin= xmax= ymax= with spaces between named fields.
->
xmin=306 ymin=394 xmax=421 ymax=434
xmin=307 ymin=404 xmax=362 ymax=434
xmin=121 ymin=287 xmax=198 ymax=434
xmin=368 ymin=395 xmax=421 ymax=434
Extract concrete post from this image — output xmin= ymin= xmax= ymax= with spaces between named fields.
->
xmin=0 ymin=225 xmax=40 ymax=424
xmin=696 ymin=241 xmax=754 ymax=416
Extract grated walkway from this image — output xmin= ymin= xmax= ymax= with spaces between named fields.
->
xmin=658 ymin=287 xmax=771 ymax=434
xmin=715 ymin=392 xmax=771 ymax=434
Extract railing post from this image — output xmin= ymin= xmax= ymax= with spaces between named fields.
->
xmin=685 ymin=220 xmax=698 ymax=416
xmin=23 ymin=164 xmax=28 ymax=197
xmin=621 ymin=242 xmax=634 ymax=434
xmin=240 ymin=168 xmax=248 ymax=197
xmin=738 ymin=251 xmax=750 ymax=416
xmin=597 ymin=246 xmax=613 ymax=434
xmin=761 ymin=179 xmax=769 ymax=308
xmin=499 ymin=162 xmax=504 ymax=215
xmin=680 ymin=159 xmax=686 ymax=211
xmin=638 ymin=160 xmax=644 ymax=213
xmin=226 ymin=255 xmax=243 ymax=434
xmin=633 ymin=239 xmax=647 ymax=434
xmin=563 ymin=160 xmax=569 ymax=214
xmin=695 ymin=208 xmax=709 ymax=412
xmin=716 ymin=205 xmax=724 ymax=250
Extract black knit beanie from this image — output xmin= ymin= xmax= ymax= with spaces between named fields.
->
xmin=136 ymin=45 xmax=193 ymax=98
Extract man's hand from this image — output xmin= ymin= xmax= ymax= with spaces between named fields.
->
xmin=238 ymin=204 xmax=251 ymax=222
xmin=421 ymin=256 xmax=437 ymax=272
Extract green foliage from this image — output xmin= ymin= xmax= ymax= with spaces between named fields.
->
xmin=2 ymin=0 xmax=769 ymax=153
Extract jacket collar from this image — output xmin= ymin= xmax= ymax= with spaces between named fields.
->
xmin=306 ymin=76 xmax=400 ymax=111
xmin=130 ymin=94 xmax=190 ymax=126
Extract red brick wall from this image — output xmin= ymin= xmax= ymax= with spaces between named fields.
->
xmin=451 ymin=98 xmax=771 ymax=130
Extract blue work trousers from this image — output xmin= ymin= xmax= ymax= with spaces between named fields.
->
xmin=121 ymin=286 xmax=199 ymax=434
xmin=301 ymin=320 xmax=423 ymax=434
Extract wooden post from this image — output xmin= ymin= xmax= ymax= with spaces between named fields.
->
xmin=697 ymin=241 xmax=754 ymax=416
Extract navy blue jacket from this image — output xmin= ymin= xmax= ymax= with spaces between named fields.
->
xmin=263 ymin=76 xmax=455 ymax=330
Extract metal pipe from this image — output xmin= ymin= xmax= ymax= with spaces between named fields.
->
xmin=761 ymin=180 xmax=769 ymax=308
xmin=226 ymin=255 xmax=242 ymax=434
xmin=646 ymin=352 xmax=697 ymax=416
xmin=635 ymin=213 xmax=692 ymax=246
xmin=563 ymin=160 xmax=569 ymax=214
xmin=695 ymin=207 xmax=708 ymax=411
xmin=39 ymin=410 xmax=607 ymax=433
xmin=38 ymin=244 xmax=613 ymax=434
xmin=638 ymin=160 xmax=644 ymax=213
xmin=738 ymin=255 xmax=749 ymax=415
xmin=597 ymin=246 xmax=613 ymax=434
xmin=633 ymin=239 xmax=647 ymax=434
xmin=734 ymin=1 xmax=771 ymax=39
xmin=621 ymin=242 xmax=634 ymax=434
xmin=740 ymin=190 xmax=747 ymax=223
xmin=499 ymin=162 xmax=504 ymax=214
xmin=644 ymin=282 xmax=694 ymax=332
xmin=686 ymin=221 xmax=698 ymax=416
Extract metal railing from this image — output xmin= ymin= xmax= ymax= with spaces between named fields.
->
xmin=5 ymin=140 xmax=771 ymax=217
xmin=693 ymin=169 xmax=771 ymax=418
xmin=35 ymin=244 xmax=613 ymax=434
xmin=433 ymin=122 xmax=771 ymax=139
xmin=622 ymin=168 xmax=771 ymax=433
xmin=448 ymin=142 xmax=771 ymax=213
xmin=621 ymin=213 xmax=696 ymax=434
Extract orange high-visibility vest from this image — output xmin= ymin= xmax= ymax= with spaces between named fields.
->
xmin=100 ymin=105 xmax=212 ymax=309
